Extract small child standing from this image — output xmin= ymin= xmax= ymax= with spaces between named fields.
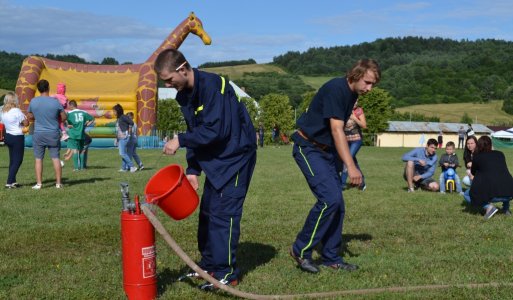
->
xmin=51 ymin=83 xmax=69 ymax=141
xmin=439 ymin=141 xmax=464 ymax=195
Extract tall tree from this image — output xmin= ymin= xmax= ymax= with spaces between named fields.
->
xmin=359 ymin=87 xmax=393 ymax=144
xmin=156 ymin=99 xmax=186 ymax=136
xmin=259 ymin=93 xmax=294 ymax=142
xmin=101 ymin=57 xmax=119 ymax=65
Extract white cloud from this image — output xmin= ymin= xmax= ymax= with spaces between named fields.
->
xmin=0 ymin=1 xmax=170 ymax=62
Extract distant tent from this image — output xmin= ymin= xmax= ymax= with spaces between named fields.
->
xmin=491 ymin=128 xmax=513 ymax=148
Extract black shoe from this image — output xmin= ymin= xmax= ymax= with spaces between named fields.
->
xmin=289 ymin=248 xmax=320 ymax=273
xmin=326 ymin=262 xmax=359 ymax=272
xmin=198 ymin=278 xmax=238 ymax=291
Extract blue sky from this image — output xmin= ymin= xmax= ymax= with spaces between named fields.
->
xmin=1 ymin=0 xmax=513 ymax=66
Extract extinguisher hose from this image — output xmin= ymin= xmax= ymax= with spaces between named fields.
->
xmin=141 ymin=205 xmax=513 ymax=299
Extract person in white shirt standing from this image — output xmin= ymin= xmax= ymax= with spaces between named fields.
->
xmin=1 ymin=92 xmax=29 ymax=188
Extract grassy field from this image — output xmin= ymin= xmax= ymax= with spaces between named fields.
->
xmin=1 ymin=145 xmax=513 ymax=299
xmin=395 ymin=100 xmax=513 ymax=125
xmin=299 ymin=75 xmax=335 ymax=90
xmin=202 ymin=64 xmax=334 ymax=90
xmin=202 ymin=64 xmax=286 ymax=80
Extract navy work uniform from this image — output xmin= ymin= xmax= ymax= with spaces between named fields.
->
xmin=291 ymin=77 xmax=357 ymax=266
xmin=176 ymin=68 xmax=257 ymax=283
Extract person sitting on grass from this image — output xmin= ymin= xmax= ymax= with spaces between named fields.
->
xmin=402 ymin=138 xmax=439 ymax=192
xmin=463 ymin=135 xmax=513 ymax=220
xmin=438 ymin=141 xmax=464 ymax=195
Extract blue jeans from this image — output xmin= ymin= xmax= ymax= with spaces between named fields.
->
xmin=439 ymin=171 xmax=463 ymax=193
xmin=118 ymin=137 xmax=133 ymax=170
xmin=341 ymin=139 xmax=365 ymax=187
xmin=463 ymin=189 xmax=511 ymax=211
xmin=127 ymin=137 xmax=142 ymax=167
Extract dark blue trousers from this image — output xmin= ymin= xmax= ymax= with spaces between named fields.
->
xmin=5 ymin=133 xmax=25 ymax=185
xmin=292 ymin=143 xmax=345 ymax=265
xmin=197 ymin=152 xmax=256 ymax=281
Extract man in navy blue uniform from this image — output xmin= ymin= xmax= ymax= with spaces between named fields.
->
xmin=290 ymin=59 xmax=380 ymax=273
xmin=154 ymin=49 xmax=257 ymax=290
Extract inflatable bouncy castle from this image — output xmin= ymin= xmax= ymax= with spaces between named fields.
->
xmin=16 ymin=12 xmax=211 ymax=147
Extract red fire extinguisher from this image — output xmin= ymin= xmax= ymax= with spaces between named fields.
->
xmin=120 ymin=183 xmax=157 ymax=300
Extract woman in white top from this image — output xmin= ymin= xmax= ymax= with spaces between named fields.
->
xmin=1 ymin=92 xmax=29 ymax=188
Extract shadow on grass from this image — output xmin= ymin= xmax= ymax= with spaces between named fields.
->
xmin=78 ymin=165 xmax=109 ymax=170
xmin=238 ymin=242 xmax=277 ymax=278
xmin=156 ymin=242 xmax=277 ymax=296
xmin=340 ymin=233 xmax=373 ymax=258
xmin=157 ymin=267 xmax=186 ymax=296
xmin=61 ymin=177 xmax=111 ymax=186
xmin=460 ymin=200 xmax=482 ymax=215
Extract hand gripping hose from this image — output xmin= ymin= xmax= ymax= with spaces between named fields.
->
xmin=141 ymin=205 xmax=513 ymax=299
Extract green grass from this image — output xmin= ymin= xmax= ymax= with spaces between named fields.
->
xmin=396 ymin=100 xmax=513 ymax=125
xmin=202 ymin=64 xmax=286 ymax=80
xmin=1 ymin=146 xmax=513 ymax=299
xmin=299 ymin=75 xmax=335 ymax=90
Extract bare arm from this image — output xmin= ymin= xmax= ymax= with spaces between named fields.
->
xmin=352 ymin=112 xmax=367 ymax=129
xmin=331 ymin=118 xmax=362 ymax=186
xmin=27 ymin=112 xmax=34 ymax=122
xmin=21 ymin=115 xmax=29 ymax=127
xmin=60 ymin=111 xmax=67 ymax=122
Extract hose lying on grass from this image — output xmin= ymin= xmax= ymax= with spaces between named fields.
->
xmin=141 ymin=204 xmax=513 ymax=299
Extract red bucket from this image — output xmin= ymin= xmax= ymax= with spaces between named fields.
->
xmin=144 ymin=164 xmax=199 ymax=220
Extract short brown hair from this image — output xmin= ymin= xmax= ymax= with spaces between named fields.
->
xmin=346 ymin=59 xmax=381 ymax=84
xmin=445 ymin=141 xmax=455 ymax=148
xmin=154 ymin=49 xmax=190 ymax=74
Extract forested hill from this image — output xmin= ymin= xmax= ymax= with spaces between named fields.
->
xmin=273 ymin=37 xmax=513 ymax=108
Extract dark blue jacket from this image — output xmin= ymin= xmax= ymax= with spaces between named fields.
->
xmin=176 ymin=69 xmax=256 ymax=190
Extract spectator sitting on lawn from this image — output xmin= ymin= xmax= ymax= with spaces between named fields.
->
xmin=402 ymin=138 xmax=439 ymax=192
xmin=438 ymin=141 xmax=464 ymax=195
xmin=463 ymin=135 xmax=513 ymax=220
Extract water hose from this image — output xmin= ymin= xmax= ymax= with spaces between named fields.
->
xmin=141 ymin=205 xmax=513 ymax=299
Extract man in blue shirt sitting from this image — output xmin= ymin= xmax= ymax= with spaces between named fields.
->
xmin=402 ymin=138 xmax=439 ymax=192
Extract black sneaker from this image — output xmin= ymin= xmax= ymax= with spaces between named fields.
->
xmin=289 ymin=248 xmax=320 ymax=273
xmin=326 ymin=262 xmax=359 ymax=272
xmin=198 ymin=278 xmax=238 ymax=291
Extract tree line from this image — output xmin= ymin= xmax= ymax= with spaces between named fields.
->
xmin=272 ymin=37 xmax=513 ymax=112
xmin=0 ymin=51 xmax=128 ymax=92
xmin=198 ymin=59 xmax=256 ymax=68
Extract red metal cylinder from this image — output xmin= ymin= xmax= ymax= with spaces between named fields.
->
xmin=121 ymin=208 xmax=157 ymax=300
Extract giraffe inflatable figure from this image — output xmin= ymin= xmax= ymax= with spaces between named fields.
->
xmin=16 ymin=12 xmax=211 ymax=136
